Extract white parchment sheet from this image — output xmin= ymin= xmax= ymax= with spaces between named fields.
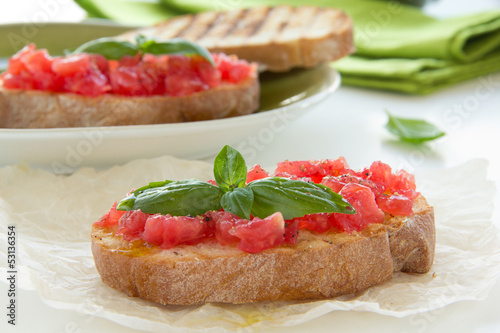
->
xmin=1 ymin=157 xmax=499 ymax=332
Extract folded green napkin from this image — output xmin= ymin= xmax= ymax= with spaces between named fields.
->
xmin=75 ymin=0 xmax=500 ymax=94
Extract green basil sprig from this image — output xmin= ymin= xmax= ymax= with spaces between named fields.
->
xmin=386 ymin=111 xmax=445 ymax=143
xmin=116 ymin=145 xmax=355 ymax=219
xmin=72 ymin=35 xmax=215 ymax=66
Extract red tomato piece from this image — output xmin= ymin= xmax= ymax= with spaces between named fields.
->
xmin=246 ymin=164 xmax=270 ymax=183
xmin=195 ymin=57 xmax=221 ymax=88
xmin=161 ymin=215 xmax=207 ymax=248
xmin=215 ymin=53 xmax=254 ymax=84
xmin=63 ymin=69 xmax=110 ymax=96
xmin=116 ymin=210 xmax=149 ymax=241
xmin=6 ymin=44 xmax=36 ymax=75
xmin=164 ymin=72 xmax=206 ymax=96
xmin=230 ymin=212 xmax=285 ymax=253
xmin=321 ymin=174 xmax=383 ymax=196
xmin=52 ymin=54 xmax=91 ymax=76
xmin=391 ymin=169 xmax=417 ymax=193
xmin=142 ymin=215 xmax=167 ymax=246
xmin=331 ymin=183 xmax=385 ymax=232
xmin=207 ymin=211 xmax=241 ymax=245
xmin=275 ymin=158 xmax=353 ymax=183
xmin=94 ymin=202 xmax=126 ymax=228
xmin=362 ymin=161 xmax=393 ymax=190
xmin=23 ymin=48 xmax=53 ymax=73
xmin=284 ymin=219 xmax=299 ymax=245
xmin=142 ymin=214 xmax=208 ymax=248
xmin=294 ymin=213 xmax=332 ymax=233
xmin=376 ymin=193 xmax=414 ymax=216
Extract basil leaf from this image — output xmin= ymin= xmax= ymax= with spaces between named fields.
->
xmin=140 ymin=38 xmax=215 ymax=66
xmin=221 ymin=187 xmax=254 ymax=219
xmin=133 ymin=180 xmax=173 ymax=195
xmin=213 ymin=145 xmax=247 ymax=192
xmin=247 ymin=177 xmax=355 ymax=219
xmin=117 ymin=179 xmax=223 ymax=216
xmin=386 ymin=111 xmax=445 ymax=143
xmin=72 ymin=37 xmax=138 ymax=60
xmin=116 ymin=193 xmax=135 ymax=211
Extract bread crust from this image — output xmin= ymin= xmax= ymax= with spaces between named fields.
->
xmin=118 ymin=6 xmax=356 ymax=72
xmin=91 ymin=195 xmax=435 ymax=305
xmin=0 ymin=75 xmax=259 ymax=128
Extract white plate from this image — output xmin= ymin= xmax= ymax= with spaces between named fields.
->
xmin=0 ymin=66 xmax=340 ymax=173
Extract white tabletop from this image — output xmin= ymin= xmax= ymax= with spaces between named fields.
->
xmin=2 ymin=0 xmax=500 ymax=332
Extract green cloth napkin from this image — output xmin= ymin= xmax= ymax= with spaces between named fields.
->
xmin=75 ymin=0 xmax=500 ymax=94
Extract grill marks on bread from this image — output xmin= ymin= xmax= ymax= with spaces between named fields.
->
xmin=120 ymin=6 xmax=355 ymax=72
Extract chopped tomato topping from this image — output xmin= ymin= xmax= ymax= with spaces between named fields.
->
xmin=95 ymin=157 xmax=419 ymax=253
xmin=94 ymin=202 xmax=126 ymax=228
xmin=1 ymin=44 xmax=255 ymax=97
xmin=230 ymin=212 xmax=285 ymax=253
xmin=246 ymin=164 xmax=270 ymax=183
xmin=115 ymin=210 xmax=149 ymax=242
xmin=275 ymin=158 xmax=354 ymax=183
xmin=331 ymin=183 xmax=385 ymax=232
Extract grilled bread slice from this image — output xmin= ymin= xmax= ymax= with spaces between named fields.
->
xmin=0 ymin=75 xmax=258 ymax=128
xmin=118 ymin=6 xmax=355 ymax=72
xmin=91 ymin=195 xmax=435 ymax=305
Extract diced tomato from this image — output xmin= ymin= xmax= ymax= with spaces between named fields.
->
xmin=215 ymin=53 xmax=254 ymax=84
xmin=6 ymin=44 xmax=36 ymax=75
xmin=362 ymin=161 xmax=393 ymax=190
xmin=194 ymin=56 xmax=221 ymax=88
xmin=284 ymin=219 xmax=299 ymax=245
xmin=161 ymin=215 xmax=207 ymax=248
xmin=63 ymin=69 xmax=110 ymax=96
xmin=115 ymin=210 xmax=149 ymax=241
xmin=293 ymin=213 xmax=332 ymax=233
xmin=320 ymin=176 xmax=346 ymax=193
xmin=230 ymin=212 xmax=285 ymax=253
xmin=1 ymin=44 xmax=255 ymax=97
xmin=23 ymin=48 xmax=53 ymax=73
xmin=142 ymin=214 xmax=207 ymax=249
xmin=246 ymin=164 xmax=270 ymax=183
xmin=164 ymin=72 xmax=206 ymax=96
xmin=376 ymin=193 xmax=414 ymax=216
xmin=118 ymin=55 xmax=141 ymax=67
xmin=52 ymin=54 xmax=91 ymax=76
xmin=142 ymin=215 xmax=167 ymax=246
xmin=321 ymin=174 xmax=383 ymax=196
xmin=391 ymin=169 xmax=417 ymax=193
xmin=94 ymin=202 xmax=126 ymax=227
xmin=275 ymin=158 xmax=353 ymax=184
xmin=208 ymin=211 xmax=241 ymax=245
xmin=331 ymin=183 xmax=385 ymax=232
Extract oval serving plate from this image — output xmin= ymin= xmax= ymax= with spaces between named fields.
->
xmin=0 ymin=23 xmax=340 ymax=172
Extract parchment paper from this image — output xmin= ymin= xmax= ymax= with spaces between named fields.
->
xmin=1 ymin=157 xmax=499 ymax=332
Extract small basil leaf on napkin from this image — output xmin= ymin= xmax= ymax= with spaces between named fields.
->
xmin=118 ymin=179 xmax=223 ymax=216
xmin=247 ymin=177 xmax=355 ymax=220
xmin=386 ymin=111 xmax=445 ymax=143
xmin=220 ymin=187 xmax=254 ymax=220
xmin=214 ymin=145 xmax=247 ymax=192
xmin=72 ymin=37 xmax=138 ymax=60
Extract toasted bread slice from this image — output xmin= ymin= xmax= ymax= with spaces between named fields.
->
xmin=0 ymin=75 xmax=258 ymax=128
xmin=118 ymin=6 xmax=355 ymax=72
xmin=91 ymin=195 xmax=434 ymax=305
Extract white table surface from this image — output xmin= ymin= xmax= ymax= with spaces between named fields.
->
xmin=2 ymin=0 xmax=500 ymax=332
